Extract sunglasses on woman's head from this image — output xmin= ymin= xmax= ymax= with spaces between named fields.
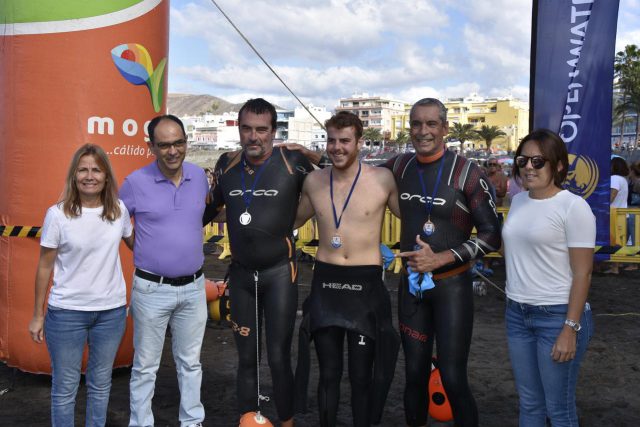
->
xmin=515 ymin=155 xmax=548 ymax=169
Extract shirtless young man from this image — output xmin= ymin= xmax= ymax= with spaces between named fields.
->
xmin=295 ymin=111 xmax=401 ymax=427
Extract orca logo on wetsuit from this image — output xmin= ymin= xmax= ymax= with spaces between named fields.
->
xmin=478 ymin=178 xmax=498 ymax=216
xmin=400 ymin=193 xmax=446 ymax=206
xmin=228 ymin=189 xmax=279 ymax=197
xmin=322 ymin=282 xmax=363 ymax=291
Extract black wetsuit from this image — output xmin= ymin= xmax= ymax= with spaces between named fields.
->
xmin=296 ymin=261 xmax=400 ymax=427
xmin=383 ymin=151 xmax=501 ymax=427
xmin=205 ymin=147 xmax=313 ymax=421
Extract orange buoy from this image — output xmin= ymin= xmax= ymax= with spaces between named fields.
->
xmin=428 ymin=366 xmax=453 ymax=422
xmin=239 ymin=411 xmax=273 ymax=427
xmin=205 ymin=279 xmax=227 ymax=302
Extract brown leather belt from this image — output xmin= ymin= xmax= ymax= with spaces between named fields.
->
xmin=402 ymin=262 xmax=472 ymax=281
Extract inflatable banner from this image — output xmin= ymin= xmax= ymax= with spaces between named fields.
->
xmin=0 ymin=0 xmax=169 ymax=373
xmin=530 ymin=0 xmax=620 ymax=249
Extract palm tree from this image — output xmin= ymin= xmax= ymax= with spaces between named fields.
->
xmin=614 ymin=45 xmax=640 ymax=148
xmin=395 ymin=130 xmax=409 ymax=149
xmin=473 ymin=125 xmax=507 ymax=152
xmin=615 ymin=89 xmax=640 ymax=149
xmin=448 ymin=122 xmax=478 ymax=146
xmin=363 ymin=127 xmax=382 ymax=143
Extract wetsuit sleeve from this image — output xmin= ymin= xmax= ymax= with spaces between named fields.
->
xmin=202 ymin=154 xmax=227 ymax=225
xmin=450 ymin=164 xmax=502 ymax=263
xmin=317 ymin=152 xmax=332 ymax=168
xmin=297 ymin=150 xmax=315 ymax=174
xmin=288 ymin=149 xmax=315 ymax=187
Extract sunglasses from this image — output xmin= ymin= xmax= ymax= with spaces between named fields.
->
xmin=515 ymin=155 xmax=548 ymax=169
xmin=487 ymin=163 xmax=498 ymax=167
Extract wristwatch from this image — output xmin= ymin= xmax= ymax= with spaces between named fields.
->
xmin=564 ymin=319 xmax=582 ymax=332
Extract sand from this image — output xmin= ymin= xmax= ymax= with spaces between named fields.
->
xmin=1 ymin=251 xmax=639 ymax=426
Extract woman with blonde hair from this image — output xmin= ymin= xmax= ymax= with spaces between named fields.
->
xmin=28 ymin=143 xmax=134 ymax=426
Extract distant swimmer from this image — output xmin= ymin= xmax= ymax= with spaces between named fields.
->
xmin=295 ymin=111 xmax=401 ymax=427
xmin=203 ymin=98 xmax=321 ymax=427
xmin=389 ymin=98 xmax=501 ymax=427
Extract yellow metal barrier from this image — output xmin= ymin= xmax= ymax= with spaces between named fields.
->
xmin=202 ymin=207 xmax=640 ymax=263
xmin=299 ymin=218 xmax=320 ymax=259
xmin=203 ymin=222 xmax=231 ymax=259
xmin=609 ymin=207 xmax=640 ymax=263
xmin=296 ymin=219 xmax=317 ymax=250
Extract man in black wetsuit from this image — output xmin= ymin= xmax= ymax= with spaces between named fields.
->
xmin=203 ymin=98 xmax=319 ymax=427
xmin=390 ymin=98 xmax=501 ymax=427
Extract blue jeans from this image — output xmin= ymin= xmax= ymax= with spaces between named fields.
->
xmin=128 ymin=274 xmax=207 ymax=427
xmin=506 ymin=298 xmax=593 ymax=427
xmin=44 ymin=305 xmax=127 ymax=427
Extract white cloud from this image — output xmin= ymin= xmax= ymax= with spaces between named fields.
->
xmin=441 ymin=82 xmax=482 ymax=100
xmin=168 ymin=0 xmax=630 ymax=109
xmin=616 ymin=0 xmax=640 ymax=53
xmin=458 ymin=0 xmax=531 ymax=92
xmin=396 ymin=86 xmax=442 ymax=104
xmin=616 ymin=29 xmax=640 ymax=53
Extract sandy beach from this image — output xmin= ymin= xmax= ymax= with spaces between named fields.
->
xmin=1 ymin=248 xmax=639 ymax=426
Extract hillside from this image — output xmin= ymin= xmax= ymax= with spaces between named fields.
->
xmin=167 ymin=93 xmax=244 ymax=116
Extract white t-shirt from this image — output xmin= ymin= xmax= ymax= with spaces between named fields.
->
xmin=610 ymin=174 xmax=628 ymax=208
xmin=40 ymin=200 xmax=133 ymax=311
xmin=503 ymin=190 xmax=595 ymax=305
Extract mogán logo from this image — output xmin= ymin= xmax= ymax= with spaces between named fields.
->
xmin=111 ymin=43 xmax=167 ymax=113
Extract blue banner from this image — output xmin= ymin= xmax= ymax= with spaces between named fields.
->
xmin=531 ymin=0 xmax=620 ymax=250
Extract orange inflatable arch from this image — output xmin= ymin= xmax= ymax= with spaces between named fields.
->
xmin=0 ymin=0 xmax=169 ymax=373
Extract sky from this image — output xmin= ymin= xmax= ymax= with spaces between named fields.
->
xmin=168 ymin=0 xmax=640 ymax=111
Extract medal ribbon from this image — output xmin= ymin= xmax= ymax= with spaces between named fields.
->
xmin=240 ymin=153 xmax=272 ymax=213
xmin=417 ymin=151 xmax=446 ymax=223
xmin=330 ymin=162 xmax=362 ymax=231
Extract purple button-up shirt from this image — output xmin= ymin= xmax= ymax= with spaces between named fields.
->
xmin=120 ymin=161 xmax=208 ymax=277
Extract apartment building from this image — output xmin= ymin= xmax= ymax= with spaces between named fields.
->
xmin=336 ymin=93 xmax=409 ymax=139
xmin=277 ymin=105 xmax=331 ymax=148
xmin=390 ymin=94 xmax=529 ymax=151
xmin=445 ymin=94 xmax=529 ymax=151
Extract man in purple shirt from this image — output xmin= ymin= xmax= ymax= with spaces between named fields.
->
xmin=120 ymin=115 xmax=209 ymax=427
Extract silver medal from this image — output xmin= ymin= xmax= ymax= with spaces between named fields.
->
xmin=239 ymin=211 xmax=252 ymax=225
xmin=423 ymin=220 xmax=435 ymax=236
xmin=331 ymin=235 xmax=342 ymax=249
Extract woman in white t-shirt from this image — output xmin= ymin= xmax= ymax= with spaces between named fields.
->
xmin=607 ymin=157 xmax=630 ymax=274
xmin=502 ymin=129 xmax=595 ymax=426
xmin=28 ymin=144 xmax=134 ymax=426
xmin=610 ymin=156 xmax=629 ymax=209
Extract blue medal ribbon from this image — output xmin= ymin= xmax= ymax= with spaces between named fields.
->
xmin=240 ymin=153 xmax=272 ymax=214
xmin=330 ymin=162 xmax=362 ymax=236
xmin=417 ymin=151 xmax=446 ymax=235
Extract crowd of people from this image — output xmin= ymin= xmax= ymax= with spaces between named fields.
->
xmin=29 ymin=96 xmax=624 ymax=427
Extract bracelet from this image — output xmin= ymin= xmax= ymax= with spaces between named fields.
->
xmin=564 ymin=318 xmax=581 ymax=332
